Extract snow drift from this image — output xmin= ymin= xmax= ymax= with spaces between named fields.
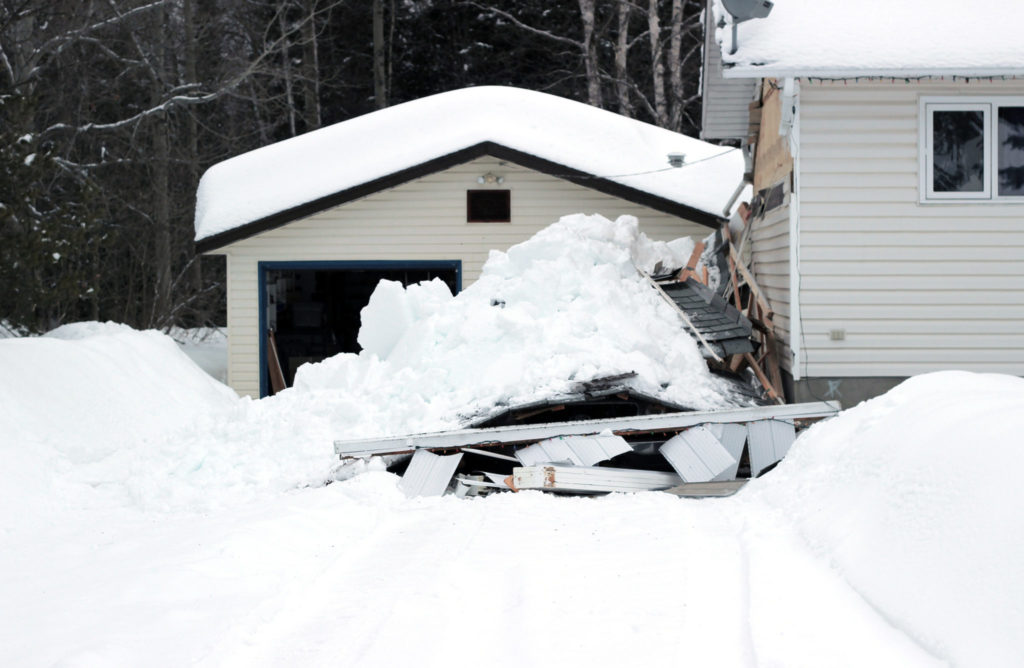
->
xmin=747 ymin=371 xmax=1024 ymax=667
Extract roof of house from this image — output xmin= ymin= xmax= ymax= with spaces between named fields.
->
xmin=712 ymin=0 xmax=1024 ymax=78
xmin=194 ymin=86 xmax=744 ymax=252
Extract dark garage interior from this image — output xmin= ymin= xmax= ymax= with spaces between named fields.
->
xmin=263 ymin=263 xmax=459 ymax=394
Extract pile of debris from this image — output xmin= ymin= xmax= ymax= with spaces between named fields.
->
xmin=646 ymin=218 xmax=785 ymax=403
xmin=333 ymin=212 xmax=817 ymax=498
xmin=335 ymin=399 xmax=839 ymax=498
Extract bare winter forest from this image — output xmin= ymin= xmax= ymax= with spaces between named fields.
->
xmin=0 ymin=0 xmax=708 ymax=333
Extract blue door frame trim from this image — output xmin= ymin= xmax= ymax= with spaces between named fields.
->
xmin=257 ymin=259 xmax=462 ymax=398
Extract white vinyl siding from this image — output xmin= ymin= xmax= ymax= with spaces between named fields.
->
xmin=750 ymin=197 xmax=792 ymax=371
xmin=797 ymin=78 xmax=1024 ymax=378
xmin=215 ymin=156 xmax=715 ymax=397
xmin=700 ymin=17 xmax=757 ymax=140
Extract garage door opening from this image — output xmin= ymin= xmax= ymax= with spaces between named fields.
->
xmin=260 ymin=261 xmax=460 ymax=397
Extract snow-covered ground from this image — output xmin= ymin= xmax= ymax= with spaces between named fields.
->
xmin=2 ymin=217 xmax=1022 ymax=666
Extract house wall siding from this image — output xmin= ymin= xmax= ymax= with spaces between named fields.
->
xmin=700 ymin=21 xmax=758 ymax=141
xmin=216 ymin=156 xmax=715 ymax=397
xmin=797 ymin=78 xmax=1024 ymax=377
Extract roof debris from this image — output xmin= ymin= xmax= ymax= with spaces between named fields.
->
xmin=366 ymin=400 xmax=838 ymax=499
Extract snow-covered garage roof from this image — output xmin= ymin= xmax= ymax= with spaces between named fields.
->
xmin=194 ymin=86 xmax=744 ymax=251
xmin=713 ymin=0 xmax=1024 ymax=78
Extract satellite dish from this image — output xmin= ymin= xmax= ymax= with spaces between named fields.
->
xmin=721 ymin=0 xmax=773 ymax=54
xmin=721 ymin=0 xmax=773 ymax=23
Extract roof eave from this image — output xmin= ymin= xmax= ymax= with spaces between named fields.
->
xmin=721 ymin=65 xmax=1024 ymax=80
xmin=195 ymin=141 xmax=728 ymax=254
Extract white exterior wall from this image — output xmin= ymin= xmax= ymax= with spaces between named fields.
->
xmin=700 ymin=19 xmax=757 ymax=141
xmin=216 ymin=156 xmax=716 ymax=397
xmin=797 ymin=78 xmax=1024 ymax=377
xmin=750 ymin=199 xmax=792 ymax=371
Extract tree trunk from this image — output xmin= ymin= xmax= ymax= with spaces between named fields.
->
xmin=301 ymin=0 xmax=321 ymax=130
xmin=648 ymin=0 xmax=668 ymax=127
xmin=279 ymin=4 xmax=297 ymax=136
xmin=578 ymin=0 xmax=601 ymax=107
xmin=668 ymin=0 xmax=684 ymax=131
xmin=614 ymin=0 xmax=631 ymax=117
xmin=373 ymin=0 xmax=387 ymax=109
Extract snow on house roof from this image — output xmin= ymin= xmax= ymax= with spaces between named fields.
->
xmin=713 ymin=0 xmax=1024 ymax=78
xmin=194 ymin=86 xmax=744 ymax=247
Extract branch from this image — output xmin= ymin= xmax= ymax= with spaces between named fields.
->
xmin=463 ymin=2 xmax=581 ymax=49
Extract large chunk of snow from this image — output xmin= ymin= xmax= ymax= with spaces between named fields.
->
xmin=713 ymin=0 xmax=1024 ymax=76
xmin=747 ymin=371 xmax=1024 ymax=667
xmin=195 ymin=86 xmax=743 ymax=241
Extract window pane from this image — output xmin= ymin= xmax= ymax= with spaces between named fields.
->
xmin=998 ymin=106 xmax=1024 ymax=196
xmin=933 ymin=110 xmax=985 ymax=192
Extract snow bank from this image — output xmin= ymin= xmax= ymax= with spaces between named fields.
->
xmin=747 ymin=371 xmax=1024 ymax=667
xmin=195 ymin=86 xmax=743 ymax=241
xmin=0 ymin=324 xmax=238 ymax=521
xmin=713 ymin=0 xmax=1024 ymax=76
xmin=295 ymin=213 xmax=743 ymax=418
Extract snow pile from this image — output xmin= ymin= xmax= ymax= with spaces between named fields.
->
xmin=169 ymin=326 xmax=228 ymax=383
xmin=747 ymin=371 xmax=1024 ymax=667
xmin=294 ymin=213 xmax=742 ymax=419
xmin=713 ymin=0 xmax=1024 ymax=76
xmin=195 ymin=86 xmax=743 ymax=242
xmin=0 ymin=324 xmax=239 ymax=521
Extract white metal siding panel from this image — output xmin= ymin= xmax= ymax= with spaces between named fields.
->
xmin=660 ymin=426 xmax=736 ymax=482
xmin=746 ymin=419 xmax=796 ymax=477
xmin=701 ymin=21 xmax=757 ymax=140
xmin=514 ymin=435 xmax=632 ymax=467
xmin=219 ymin=157 xmax=713 ymax=397
xmin=751 ymin=201 xmax=792 ymax=371
xmin=798 ymin=79 xmax=1024 ymax=377
xmin=399 ymin=450 xmax=463 ymax=497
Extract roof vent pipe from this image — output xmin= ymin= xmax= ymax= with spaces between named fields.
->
xmin=721 ymin=0 xmax=774 ymax=54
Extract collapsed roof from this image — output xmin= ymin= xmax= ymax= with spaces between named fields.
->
xmin=194 ymin=86 xmax=744 ymax=249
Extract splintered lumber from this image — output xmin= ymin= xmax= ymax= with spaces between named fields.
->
xmin=398 ymin=450 xmax=463 ymax=498
xmin=510 ymin=465 xmax=682 ymax=494
xmin=677 ymin=241 xmax=705 ymax=282
xmin=333 ymin=401 xmax=840 ymax=459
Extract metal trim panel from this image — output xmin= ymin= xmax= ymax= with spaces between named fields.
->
xmin=398 ymin=450 xmax=463 ymax=497
xmin=334 ymin=401 xmax=839 ymax=458
xmin=660 ymin=427 xmax=736 ymax=483
xmin=706 ymin=423 xmax=748 ymax=481
xmin=512 ymin=465 xmax=682 ymax=493
xmin=747 ymin=420 xmax=797 ymax=477
xmin=515 ymin=435 xmax=632 ymax=467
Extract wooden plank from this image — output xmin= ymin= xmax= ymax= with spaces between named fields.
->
xmin=267 ymin=330 xmax=287 ymax=394
xmin=677 ymin=241 xmax=705 ymax=282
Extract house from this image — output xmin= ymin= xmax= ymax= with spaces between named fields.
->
xmin=702 ymin=0 xmax=1024 ymax=405
xmin=196 ymin=86 xmax=745 ymax=398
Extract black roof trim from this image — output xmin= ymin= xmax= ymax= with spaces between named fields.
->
xmin=196 ymin=141 xmax=726 ymax=253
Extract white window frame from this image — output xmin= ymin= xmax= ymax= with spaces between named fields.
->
xmin=919 ymin=96 xmax=1024 ymax=203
